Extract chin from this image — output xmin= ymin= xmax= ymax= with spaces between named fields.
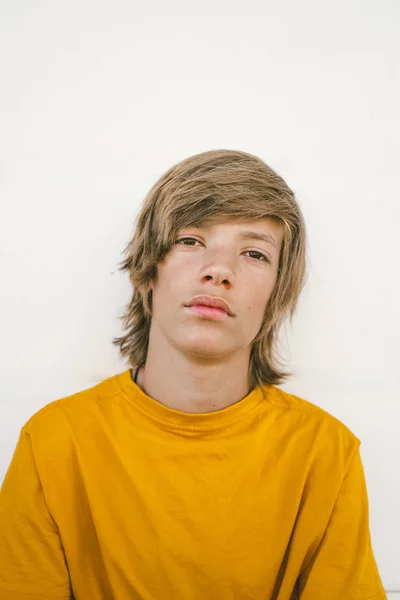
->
xmin=173 ymin=333 xmax=238 ymax=359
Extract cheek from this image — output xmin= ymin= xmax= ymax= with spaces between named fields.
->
xmin=154 ymin=257 xmax=199 ymax=306
xmin=237 ymin=278 xmax=275 ymax=326
xmin=158 ymin=254 xmax=196 ymax=284
xmin=246 ymin=297 xmax=268 ymax=321
xmin=240 ymin=270 xmax=275 ymax=304
xmin=152 ymin=265 xmax=186 ymax=310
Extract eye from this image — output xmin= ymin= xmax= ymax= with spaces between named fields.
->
xmin=175 ymin=238 xmax=271 ymax=263
xmin=244 ymin=250 xmax=270 ymax=263
xmin=175 ymin=237 xmax=201 ymax=246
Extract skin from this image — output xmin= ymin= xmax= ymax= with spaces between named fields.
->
xmin=135 ymin=218 xmax=283 ymax=413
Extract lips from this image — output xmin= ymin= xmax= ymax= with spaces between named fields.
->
xmin=187 ymin=295 xmax=232 ymax=316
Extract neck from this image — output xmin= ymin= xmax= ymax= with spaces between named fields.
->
xmin=134 ymin=331 xmax=253 ymax=414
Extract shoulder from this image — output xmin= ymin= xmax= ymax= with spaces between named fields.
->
xmin=266 ymin=384 xmax=361 ymax=472
xmin=267 ymin=384 xmax=358 ymax=435
xmin=25 ymin=373 xmax=121 ymax=423
xmin=21 ymin=373 xmax=124 ymax=458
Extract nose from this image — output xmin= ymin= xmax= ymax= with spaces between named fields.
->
xmin=199 ymin=249 xmax=236 ymax=289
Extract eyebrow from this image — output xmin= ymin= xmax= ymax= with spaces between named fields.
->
xmin=238 ymin=231 xmax=277 ymax=248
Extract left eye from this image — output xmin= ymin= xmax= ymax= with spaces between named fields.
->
xmin=244 ymin=250 xmax=269 ymax=262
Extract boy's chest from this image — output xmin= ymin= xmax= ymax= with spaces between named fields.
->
xmin=45 ymin=435 xmax=314 ymax=599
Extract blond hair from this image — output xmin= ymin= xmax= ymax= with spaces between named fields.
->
xmin=113 ymin=149 xmax=307 ymax=391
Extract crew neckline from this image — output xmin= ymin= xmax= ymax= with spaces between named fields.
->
xmin=115 ymin=369 xmax=269 ymax=430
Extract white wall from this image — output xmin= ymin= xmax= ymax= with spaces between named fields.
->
xmin=1 ymin=0 xmax=399 ymax=592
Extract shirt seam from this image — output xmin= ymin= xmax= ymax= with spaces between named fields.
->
xmin=114 ymin=391 xmax=268 ymax=431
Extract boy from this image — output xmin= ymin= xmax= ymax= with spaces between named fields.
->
xmin=0 ymin=149 xmax=386 ymax=599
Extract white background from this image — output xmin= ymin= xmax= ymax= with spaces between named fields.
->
xmin=0 ymin=0 xmax=399 ymax=593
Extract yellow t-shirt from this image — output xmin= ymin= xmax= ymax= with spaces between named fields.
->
xmin=0 ymin=370 xmax=386 ymax=600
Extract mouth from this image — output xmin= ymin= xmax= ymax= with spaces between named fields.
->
xmin=187 ymin=295 xmax=233 ymax=315
xmin=185 ymin=304 xmax=230 ymax=321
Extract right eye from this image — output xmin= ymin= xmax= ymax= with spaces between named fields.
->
xmin=175 ymin=237 xmax=200 ymax=246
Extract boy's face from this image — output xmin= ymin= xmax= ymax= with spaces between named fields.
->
xmin=148 ymin=219 xmax=283 ymax=363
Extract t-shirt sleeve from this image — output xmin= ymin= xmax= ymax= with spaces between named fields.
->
xmin=297 ymin=447 xmax=386 ymax=600
xmin=0 ymin=426 xmax=72 ymax=600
